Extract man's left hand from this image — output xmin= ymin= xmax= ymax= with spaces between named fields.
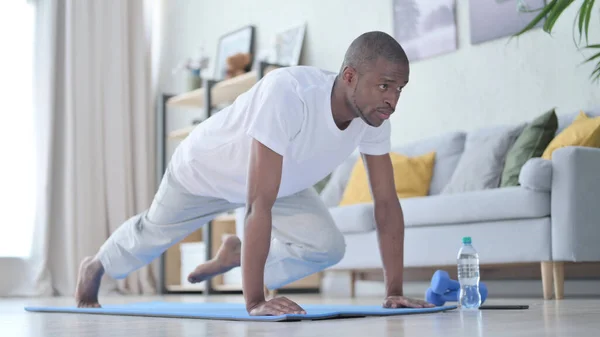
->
xmin=383 ymin=296 xmax=435 ymax=309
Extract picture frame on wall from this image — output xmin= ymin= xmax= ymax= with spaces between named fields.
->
xmin=392 ymin=0 xmax=458 ymax=62
xmin=274 ymin=23 xmax=306 ymax=66
xmin=251 ymin=23 xmax=306 ymax=72
xmin=469 ymin=0 xmax=547 ymax=44
xmin=213 ymin=25 xmax=255 ymax=81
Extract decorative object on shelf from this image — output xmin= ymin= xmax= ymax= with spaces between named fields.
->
xmin=172 ymin=45 xmax=209 ymax=91
xmin=214 ymin=25 xmax=255 ymax=81
xmin=273 ymin=23 xmax=306 ymax=66
xmin=393 ymin=0 xmax=458 ymax=62
xmin=513 ymin=0 xmax=600 ymax=83
xmin=469 ymin=0 xmax=546 ymax=45
xmin=225 ymin=52 xmax=252 ymax=79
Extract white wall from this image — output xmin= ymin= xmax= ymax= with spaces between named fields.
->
xmin=157 ymin=0 xmax=600 ymax=148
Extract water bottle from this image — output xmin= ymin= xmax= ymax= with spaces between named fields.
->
xmin=457 ymin=236 xmax=481 ymax=309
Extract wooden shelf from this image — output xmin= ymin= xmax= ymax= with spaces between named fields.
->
xmin=165 ymin=64 xmax=284 ymax=141
xmin=168 ymin=125 xmax=196 ymax=140
xmin=166 ymin=284 xmax=205 ymax=292
xmin=166 ymin=71 xmax=258 ymax=109
xmin=214 ymin=213 xmax=236 ymax=222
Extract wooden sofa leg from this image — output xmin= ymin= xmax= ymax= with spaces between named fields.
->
xmin=541 ymin=261 xmax=554 ymax=300
xmin=553 ymin=262 xmax=565 ymax=300
xmin=350 ymin=270 xmax=357 ymax=298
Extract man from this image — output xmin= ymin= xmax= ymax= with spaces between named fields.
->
xmin=75 ymin=31 xmax=434 ymax=315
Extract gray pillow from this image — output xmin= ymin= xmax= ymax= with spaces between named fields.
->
xmin=441 ymin=124 xmax=525 ymax=194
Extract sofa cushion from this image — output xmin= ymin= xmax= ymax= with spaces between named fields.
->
xmin=441 ymin=123 xmax=525 ymax=194
xmin=556 ymin=107 xmax=600 ymax=135
xmin=329 ymin=202 xmax=375 ymax=233
xmin=500 ymin=109 xmax=558 ymax=187
xmin=401 ymin=186 xmax=550 ymax=227
xmin=321 ymin=131 xmax=466 ymax=206
xmin=320 ymin=152 xmax=360 ymax=207
xmin=542 ymin=111 xmax=600 ymax=160
xmin=519 ymin=158 xmax=552 ymax=192
xmin=339 ymin=151 xmax=435 ymax=206
xmin=392 ymin=131 xmax=466 ymax=195
xmin=329 ymin=186 xmax=550 ymax=233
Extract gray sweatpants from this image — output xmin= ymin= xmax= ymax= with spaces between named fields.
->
xmin=96 ymin=163 xmax=346 ymax=290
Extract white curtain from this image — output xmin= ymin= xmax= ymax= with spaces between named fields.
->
xmin=0 ymin=0 xmax=161 ymax=297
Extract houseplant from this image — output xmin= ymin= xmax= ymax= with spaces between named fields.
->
xmin=514 ymin=0 xmax=600 ymax=82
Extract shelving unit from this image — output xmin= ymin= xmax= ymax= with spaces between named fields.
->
xmin=157 ymin=61 xmax=322 ymax=295
xmin=165 ymin=62 xmax=283 ymax=140
xmin=166 ymin=70 xmax=257 ymax=109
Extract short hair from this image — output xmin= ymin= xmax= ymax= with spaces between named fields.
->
xmin=340 ymin=31 xmax=408 ymax=73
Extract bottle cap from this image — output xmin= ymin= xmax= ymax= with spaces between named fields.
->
xmin=462 ymin=236 xmax=472 ymax=244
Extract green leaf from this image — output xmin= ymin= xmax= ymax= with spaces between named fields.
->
xmin=514 ymin=0 xmax=558 ymax=36
xmin=543 ymin=0 xmax=575 ymax=34
xmin=583 ymin=51 xmax=600 ymax=64
xmin=583 ymin=0 xmax=594 ymax=44
xmin=591 ymin=63 xmax=600 ymax=82
xmin=578 ymin=0 xmax=589 ymax=42
xmin=516 ymin=0 xmax=547 ymax=13
xmin=585 ymin=44 xmax=600 ymax=49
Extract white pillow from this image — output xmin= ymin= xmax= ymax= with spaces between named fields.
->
xmin=441 ymin=124 xmax=525 ymax=194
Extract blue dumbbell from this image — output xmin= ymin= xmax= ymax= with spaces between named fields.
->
xmin=425 ymin=282 xmax=488 ymax=306
xmin=430 ymin=270 xmax=460 ymax=295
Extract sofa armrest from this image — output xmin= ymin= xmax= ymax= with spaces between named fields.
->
xmin=551 ymin=146 xmax=600 ymax=261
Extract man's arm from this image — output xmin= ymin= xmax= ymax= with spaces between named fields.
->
xmin=243 ymin=138 xmax=305 ymax=315
xmin=362 ymin=153 xmax=405 ymax=296
xmin=363 ymin=153 xmax=433 ymax=308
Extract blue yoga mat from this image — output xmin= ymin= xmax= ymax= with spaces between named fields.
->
xmin=25 ymin=301 xmax=457 ymax=322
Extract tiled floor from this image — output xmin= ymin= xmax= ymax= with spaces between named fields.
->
xmin=2 ymin=294 xmax=600 ymax=336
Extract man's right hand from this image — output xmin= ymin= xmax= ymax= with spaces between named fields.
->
xmin=247 ymin=297 xmax=306 ymax=316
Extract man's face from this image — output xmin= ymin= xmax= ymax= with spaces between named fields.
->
xmin=346 ymin=58 xmax=409 ymax=127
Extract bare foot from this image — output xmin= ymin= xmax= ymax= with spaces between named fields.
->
xmin=188 ymin=235 xmax=241 ymax=283
xmin=75 ymin=256 xmax=104 ymax=308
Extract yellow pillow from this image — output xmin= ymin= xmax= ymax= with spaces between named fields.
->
xmin=339 ymin=151 xmax=435 ymax=206
xmin=541 ymin=111 xmax=600 ymax=159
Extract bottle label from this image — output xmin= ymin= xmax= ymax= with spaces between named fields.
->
xmin=458 ymin=259 xmax=480 ymax=283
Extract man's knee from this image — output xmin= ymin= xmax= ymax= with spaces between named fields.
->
xmin=303 ymin=227 xmax=346 ymax=267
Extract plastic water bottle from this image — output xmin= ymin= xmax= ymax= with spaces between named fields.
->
xmin=457 ymin=236 xmax=481 ymax=310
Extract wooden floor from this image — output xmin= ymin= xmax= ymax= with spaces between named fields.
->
xmin=3 ymin=294 xmax=600 ymax=336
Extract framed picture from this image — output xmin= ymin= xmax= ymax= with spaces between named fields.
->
xmin=274 ymin=23 xmax=306 ymax=66
xmin=213 ymin=25 xmax=255 ymax=81
xmin=393 ymin=0 xmax=458 ymax=62
xmin=469 ymin=0 xmax=547 ymax=44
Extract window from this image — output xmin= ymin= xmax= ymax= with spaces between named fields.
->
xmin=0 ymin=1 xmax=36 ymax=257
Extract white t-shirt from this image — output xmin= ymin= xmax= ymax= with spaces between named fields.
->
xmin=169 ymin=66 xmax=391 ymax=203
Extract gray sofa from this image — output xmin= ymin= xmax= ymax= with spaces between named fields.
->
xmin=321 ymin=109 xmax=600 ymax=300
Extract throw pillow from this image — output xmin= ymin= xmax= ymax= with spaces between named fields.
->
xmin=541 ymin=111 xmax=600 ymax=159
xmin=313 ymin=174 xmax=331 ymax=194
xmin=441 ymin=124 xmax=525 ymax=194
xmin=500 ymin=109 xmax=558 ymax=187
xmin=339 ymin=151 xmax=436 ymax=206
xmin=518 ymin=158 xmax=552 ymax=192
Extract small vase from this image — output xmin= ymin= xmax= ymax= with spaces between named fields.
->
xmin=187 ymin=72 xmax=202 ymax=91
